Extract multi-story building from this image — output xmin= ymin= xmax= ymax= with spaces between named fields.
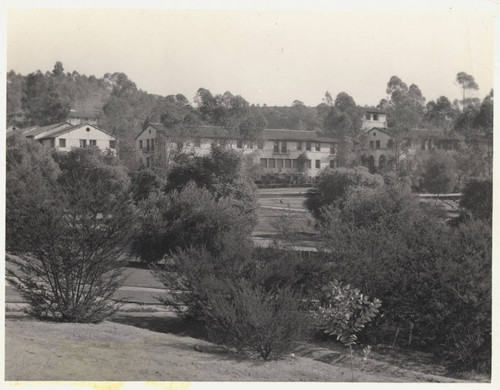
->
xmin=362 ymin=109 xmax=388 ymax=130
xmin=11 ymin=122 xmax=117 ymax=154
xmin=135 ymin=123 xmax=339 ymax=177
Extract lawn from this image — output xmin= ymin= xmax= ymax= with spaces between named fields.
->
xmin=4 ymin=314 xmax=471 ymax=382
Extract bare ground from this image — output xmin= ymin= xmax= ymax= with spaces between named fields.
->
xmin=4 ymin=313 xmax=471 ymax=383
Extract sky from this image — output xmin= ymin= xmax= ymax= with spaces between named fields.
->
xmin=4 ymin=6 xmax=497 ymax=108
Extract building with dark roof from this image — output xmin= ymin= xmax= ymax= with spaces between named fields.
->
xmin=135 ymin=123 xmax=339 ymax=177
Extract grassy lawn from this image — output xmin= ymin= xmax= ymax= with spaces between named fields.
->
xmin=5 ymin=314 xmax=474 ymax=382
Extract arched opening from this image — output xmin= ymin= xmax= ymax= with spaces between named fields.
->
xmin=368 ymin=155 xmax=375 ymax=173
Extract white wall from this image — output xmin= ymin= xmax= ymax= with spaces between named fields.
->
xmin=54 ymin=125 xmax=116 ymax=153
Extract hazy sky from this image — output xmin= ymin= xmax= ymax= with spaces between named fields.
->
xmin=6 ymin=8 xmax=496 ymax=107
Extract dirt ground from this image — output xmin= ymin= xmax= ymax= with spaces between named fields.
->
xmin=4 ymin=314 xmax=471 ymax=383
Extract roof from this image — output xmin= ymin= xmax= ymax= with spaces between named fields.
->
xmin=403 ymin=129 xmax=463 ymax=140
xmin=20 ymin=123 xmax=69 ymax=138
xmin=364 ymin=108 xmax=387 ymax=115
xmin=136 ymin=123 xmax=337 ymax=143
xmin=38 ymin=123 xmax=116 ymax=140
xmin=364 ymin=127 xmax=394 ymax=137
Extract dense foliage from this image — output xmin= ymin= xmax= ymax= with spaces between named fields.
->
xmin=6 ymin=144 xmax=135 ymax=322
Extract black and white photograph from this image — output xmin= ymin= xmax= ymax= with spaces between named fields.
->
xmin=2 ymin=1 xmax=497 ymax=387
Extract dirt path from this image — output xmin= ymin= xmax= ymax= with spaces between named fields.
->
xmin=5 ymin=316 xmax=465 ymax=382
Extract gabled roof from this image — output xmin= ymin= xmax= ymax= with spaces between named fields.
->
xmin=38 ymin=123 xmax=116 ymax=140
xmin=21 ymin=123 xmax=69 ymax=138
xmin=364 ymin=127 xmax=394 ymax=137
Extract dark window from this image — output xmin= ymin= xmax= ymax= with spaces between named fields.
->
xmin=59 ymin=138 xmax=66 ymax=148
xmin=89 ymin=140 xmax=97 ymax=146
xmin=369 ymin=140 xmax=374 ymax=150
xmin=292 ymin=159 xmax=297 ymax=168
xmin=237 ymin=140 xmax=243 ymax=149
xmin=281 ymin=141 xmax=287 ymax=153
xmin=285 ymin=159 xmax=292 ymax=168
xmin=277 ymin=159 xmax=283 ymax=169
xmin=260 ymin=158 xmax=268 ymax=168
xmin=330 ymin=143 xmax=337 ymax=155
xmin=146 ymin=139 xmax=150 ymax=150
xmin=306 ymin=159 xmax=311 ymax=169
xmin=376 ymin=140 xmax=380 ymax=149
xmin=387 ymin=139 xmax=394 ymax=148
xmin=109 ymin=140 xmax=116 ymax=149
xmin=50 ymin=139 xmax=55 ymax=148
xmin=146 ymin=157 xmax=151 ymax=167
xmin=268 ymin=158 xmax=276 ymax=168
xmin=151 ymin=139 xmax=155 ymax=150
xmin=365 ymin=113 xmax=371 ymax=120
xmin=80 ymin=139 xmax=87 ymax=148
xmin=297 ymin=141 xmax=303 ymax=150
xmin=315 ymin=159 xmax=320 ymax=169
xmin=373 ymin=114 xmax=379 ymax=120
xmin=306 ymin=142 xmax=311 ymax=151
xmin=274 ymin=141 xmax=279 ymax=153
xmin=139 ymin=140 xmax=143 ymax=149
xmin=315 ymin=142 xmax=321 ymax=151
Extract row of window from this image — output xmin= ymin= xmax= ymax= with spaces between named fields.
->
xmin=368 ymin=140 xmax=394 ymax=150
xmin=139 ymin=138 xmax=156 ymax=150
xmin=51 ymin=138 xmax=116 ymax=149
xmin=260 ymin=158 xmax=335 ymax=169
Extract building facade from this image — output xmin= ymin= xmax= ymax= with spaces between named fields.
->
xmin=13 ymin=122 xmax=117 ymax=154
xmin=135 ymin=124 xmax=339 ymax=177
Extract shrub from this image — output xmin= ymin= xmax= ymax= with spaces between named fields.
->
xmin=6 ymin=148 xmax=135 ymax=322
xmin=304 ymin=167 xmax=383 ymax=221
xmin=315 ymin=180 xmax=491 ymax=373
xmin=133 ymin=182 xmax=254 ymax=263
xmin=202 ymin=278 xmax=311 ymax=360
xmin=459 ymin=179 xmax=492 ymax=221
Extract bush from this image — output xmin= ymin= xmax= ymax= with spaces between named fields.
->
xmin=133 ymin=182 xmax=254 ymax=263
xmin=202 ymin=278 xmax=311 ymax=360
xmin=459 ymin=179 xmax=492 ymax=221
xmin=315 ymin=180 xmax=491 ymax=373
xmin=6 ymin=147 xmax=135 ymax=322
xmin=304 ymin=167 xmax=383 ymax=221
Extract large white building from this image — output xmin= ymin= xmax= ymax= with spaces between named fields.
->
xmin=12 ymin=122 xmax=117 ymax=154
xmin=135 ymin=123 xmax=339 ymax=177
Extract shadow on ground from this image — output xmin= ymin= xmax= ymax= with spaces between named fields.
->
xmin=109 ymin=312 xmax=208 ymax=340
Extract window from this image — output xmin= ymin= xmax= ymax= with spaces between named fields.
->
xmin=109 ymin=140 xmax=116 ymax=149
xmin=50 ymin=139 xmax=55 ymax=148
xmin=373 ymin=114 xmax=379 ymax=121
xmin=146 ymin=139 xmax=150 ymax=150
xmin=237 ymin=140 xmax=243 ymax=149
xmin=151 ymin=139 xmax=155 ymax=150
xmin=59 ymin=138 xmax=66 ymax=147
xmin=297 ymin=141 xmax=303 ymax=150
xmin=89 ymin=139 xmax=97 ymax=146
xmin=306 ymin=159 xmax=311 ymax=169
xmin=376 ymin=140 xmax=380 ymax=149
xmin=306 ymin=142 xmax=311 ymax=151
xmin=268 ymin=159 xmax=276 ymax=168
xmin=373 ymin=132 xmax=376 ymax=136
xmin=139 ymin=140 xmax=143 ymax=149
xmin=292 ymin=159 xmax=297 ymax=168
xmin=387 ymin=139 xmax=394 ymax=148
xmin=194 ymin=137 xmax=201 ymax=147
xmin=148 ymin=129 xmax=151 ymax=134
xmin=369 ymin=140 xmax=374 ymax=150
xmin=330 ymin=143 xmax=337 ymax=155
xmin=315 ymin=143 xmax=321 ymax=151
xmin=315 ymin=159 xmax=320 ymax=169
xmin=274 ymin=141 xmax=279 ymax=153
xmin=277 ymin=159 xmax=283 ymax=169
xmin=248 ymin=143 xmax=254 ymax=149
xmin=281 ymin=141 xmax=287 ymax=153
xmin=285 ymin=159 xmax=292 ymax=168
xmin=330 ymin=160 xmax=336 ymax=168
xmin=260 ymin=158 xmax=268 ymax=168
xmin=80 ymin=139 xmax=87 ymax=148
xmin=146 ymin=157 xmax=151 ymax=167
xmin=365 ymin=113 xmax=371 ymax=120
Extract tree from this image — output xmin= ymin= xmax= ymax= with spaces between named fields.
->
xmin=424 ymin=96 xmax=458 ymax=131
xmin=459 ymin=179 xmax=492 ymax=221
xmin=419 ymin=150 xmax=457 ymax=194
xmin=456 ymin=72 xmax=479 ymax=110
xmin=304 ymin=167 xmax=384 ymax=221
xmin=21 ymin=71 xmax=70 ymax=125
xmin=381 ymin=76 xmax=425 ymax=131
xmin=6 ymin=147 xmax=135 ymax=322
xmin=52 ymin=61 xmax=64 ymax=77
